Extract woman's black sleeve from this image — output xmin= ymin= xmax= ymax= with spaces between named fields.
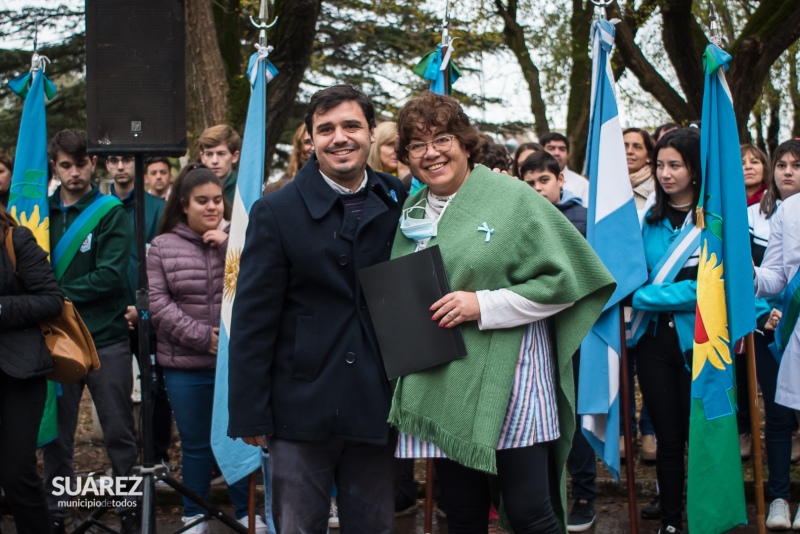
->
xmin=0 ymin=227 xmax=64 ymax=330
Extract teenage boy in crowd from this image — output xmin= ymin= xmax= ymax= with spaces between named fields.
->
xmin=198 ymin=125 xmax=241 ymax=204
xmin=106 ymin=154 xmax=174 ymax=470
xmin=520 ymin=151 xmax=596 ymax=532
xmin=43 ymin=131 xmax=140 ymax=534
xmin=144 ymin=157 xmax=172 ymax=199
xmin=540 ymin=132 xmax=590 ymax=207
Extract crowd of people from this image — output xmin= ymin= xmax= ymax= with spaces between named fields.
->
xmin=1 ymin=84 xmax=799 ymax=534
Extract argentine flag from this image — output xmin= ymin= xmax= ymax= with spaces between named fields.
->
xmin=210 ymin=45 xmax=277 ymax=528
xmin=578 ymin=19 xmax=647 ymax=481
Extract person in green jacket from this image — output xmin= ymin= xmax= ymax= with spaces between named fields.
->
xmin=198 ymin=124 xmax=241 ymax=205
xmin=389 ymin=93 xmax=615 ymax=534
xmin=42 ymin=130 xmax=141 ymax=534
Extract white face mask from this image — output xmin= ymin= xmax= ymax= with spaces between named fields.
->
xmin=398 ymin=197 xmax=452 ymax=242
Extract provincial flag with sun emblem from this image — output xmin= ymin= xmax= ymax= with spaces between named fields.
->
xmin=686 ymin=43 xmax=756 ymax=534
xmin=210 ymin=44 xmax=277 ymax=498
xmin=7 ymin=57 xmax=60 ymax=447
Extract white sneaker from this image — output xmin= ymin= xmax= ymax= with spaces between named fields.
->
xmin=767 ymin=498 xmax=791 ymax=530
xmin=328 ymin=498 xmax=340 ymax=529
xmin=239 ymin=514 xmax=269 ymax=534
xmin=181 ymin=514 xmax=210 ymax=534
xmin=792 ymin=504 xmax=800 ymax=530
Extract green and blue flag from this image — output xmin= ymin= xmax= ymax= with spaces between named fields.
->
xmin=687 ymin=43 xmax=755 ymax=534
xmin=7 ymin=65 xmax=59 ymax=447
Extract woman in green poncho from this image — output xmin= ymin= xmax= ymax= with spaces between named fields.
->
xmin=389 ymin=92 xmax=615 ymax=533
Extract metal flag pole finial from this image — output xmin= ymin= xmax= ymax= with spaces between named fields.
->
xmin=441 ymin=1 xmax=453 ymax=48
xmin=708 ymin=1 xmax=722 ymax=47
xmin=30 ymin=23 xmax=50 ymax=76
xmin=250 ymin=0 xmax=278 ymax=47
xmin=590 ymin=0 xmax=613 ymax=19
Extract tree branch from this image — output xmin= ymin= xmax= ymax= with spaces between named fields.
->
xmin=606 ymin=1 xmax=695 ymax=123
xmin=493 ymin=0 xmax=549 ymax=135
xmin=728 ymin=0 xmax=800 ymax=139
xmin=660 ymin=0 xmax=706 ymax=117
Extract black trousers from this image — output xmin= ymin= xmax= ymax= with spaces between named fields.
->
xmin=436 ymin=443 xmax=561 ymax=534
xmin=636 ymin=322 xmax=692 ymax=530
xmin=0 ymin=370 xmax=52 ymax=533
xmin=567 ymin=350 xmax=597 ymax=501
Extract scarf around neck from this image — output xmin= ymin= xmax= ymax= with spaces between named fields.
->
xmin=629 ymin=165 xmax=653 ymax=189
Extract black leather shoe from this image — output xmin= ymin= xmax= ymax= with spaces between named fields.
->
xmin=120 ymin=510 xmax=141 ymax=534
xmin=641 ymin=498 xmax=660 ymax=520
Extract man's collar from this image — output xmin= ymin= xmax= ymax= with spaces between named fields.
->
xmin=319 ymin=169 xmax=368 ymax=195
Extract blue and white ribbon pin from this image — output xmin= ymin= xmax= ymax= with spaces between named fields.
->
xmin=477 ymin=222 xmax=494 ymax=242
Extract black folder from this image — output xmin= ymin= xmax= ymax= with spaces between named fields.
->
xmin=358 ymin=245 xmax=467 ymax=380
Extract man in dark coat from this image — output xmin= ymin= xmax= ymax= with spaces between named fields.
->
xmin=227 ymin=85 xmax=407 ymax=533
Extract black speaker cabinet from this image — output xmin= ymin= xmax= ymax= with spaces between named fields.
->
xmin=85 ymin=0 xmax=186 ymax=156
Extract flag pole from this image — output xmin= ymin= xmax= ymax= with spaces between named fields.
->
xmin=591 ymin=5 xmax=637 ymax=528
xmin=424 ymin=6 xmax=454 ymax=530
xmin=745 ymin=333 xmax=766 ymax=534
xmin=618 ymin=305 xmax=639 ymax=533
xmin=245 ymin=3 xmax=278 ymax=531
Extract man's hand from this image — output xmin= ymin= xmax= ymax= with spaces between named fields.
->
xmin=209 ymin=327 xmax=220 ymax=354
xmin=237 ymin=435 xmax=268 ymax=447
xmin=124 ymin=306 xmax=137 ymax=330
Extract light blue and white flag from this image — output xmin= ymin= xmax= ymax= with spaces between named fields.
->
xmin=211 ymin=44 xmax=277 ymax=490
xmin=578 ymin=18 xmax=647 ymax=481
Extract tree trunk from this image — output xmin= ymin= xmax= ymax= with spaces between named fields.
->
xmin=494 ymin=0 xmax=550 ymax=137
xmin=660 ymin=0 xmax=706 ymax=118
xmin=265 ymin=0 xmax=323 ymax=171
xmin=566 ymin=0 xmax=593 ymax=172
xmin=185 ymin=0 xmax=230 ymax=153
xmin=764 ymin=77 xmax=780 ymax=156
xmin=787 ymin=44 xmax=800 ymax=140
xmin=753 ymin=110 xmax=765 ymax=154
xmin=727 ymin=0 xmax=800 ymax=141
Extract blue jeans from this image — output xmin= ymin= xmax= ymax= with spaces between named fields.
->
xmin=163 ymin=368 xmax=250 ymax=518
xmin=750 ymin=332 xmax=795 ymax=499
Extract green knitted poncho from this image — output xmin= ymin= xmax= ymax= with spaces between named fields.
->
xmin=388 ymin=165 xmax=615 ymax=530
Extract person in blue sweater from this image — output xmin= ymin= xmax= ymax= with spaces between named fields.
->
xmin=520 ymin=151 xmax=594 ymax=532
xmin=629 ymin=129 xmax=701 ymax=534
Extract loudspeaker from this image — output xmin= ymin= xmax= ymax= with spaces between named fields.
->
xmin=85 ymin=0 xmax=186 ymax=156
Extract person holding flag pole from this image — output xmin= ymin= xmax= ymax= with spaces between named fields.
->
xmin=210 ymin=1 xmax=278 ymax=533
xmin=575 ymin=5 xmax=647 ymax=532
xmin=684 ymin=9 xmax=758 ymax=533
xmin=1 ymin=40 xmax=65 ymax=534
xmin=6 ymin=33 xmax=60 ymax=451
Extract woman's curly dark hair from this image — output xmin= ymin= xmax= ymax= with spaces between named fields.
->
xmin=396 ymin=92 xmax=483 ymax=167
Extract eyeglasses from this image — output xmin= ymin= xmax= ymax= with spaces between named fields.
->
xmin=405 ymin=135 xmax=456 ymax=158
xmin=107 ymin=156 xmax=134 ymax=165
